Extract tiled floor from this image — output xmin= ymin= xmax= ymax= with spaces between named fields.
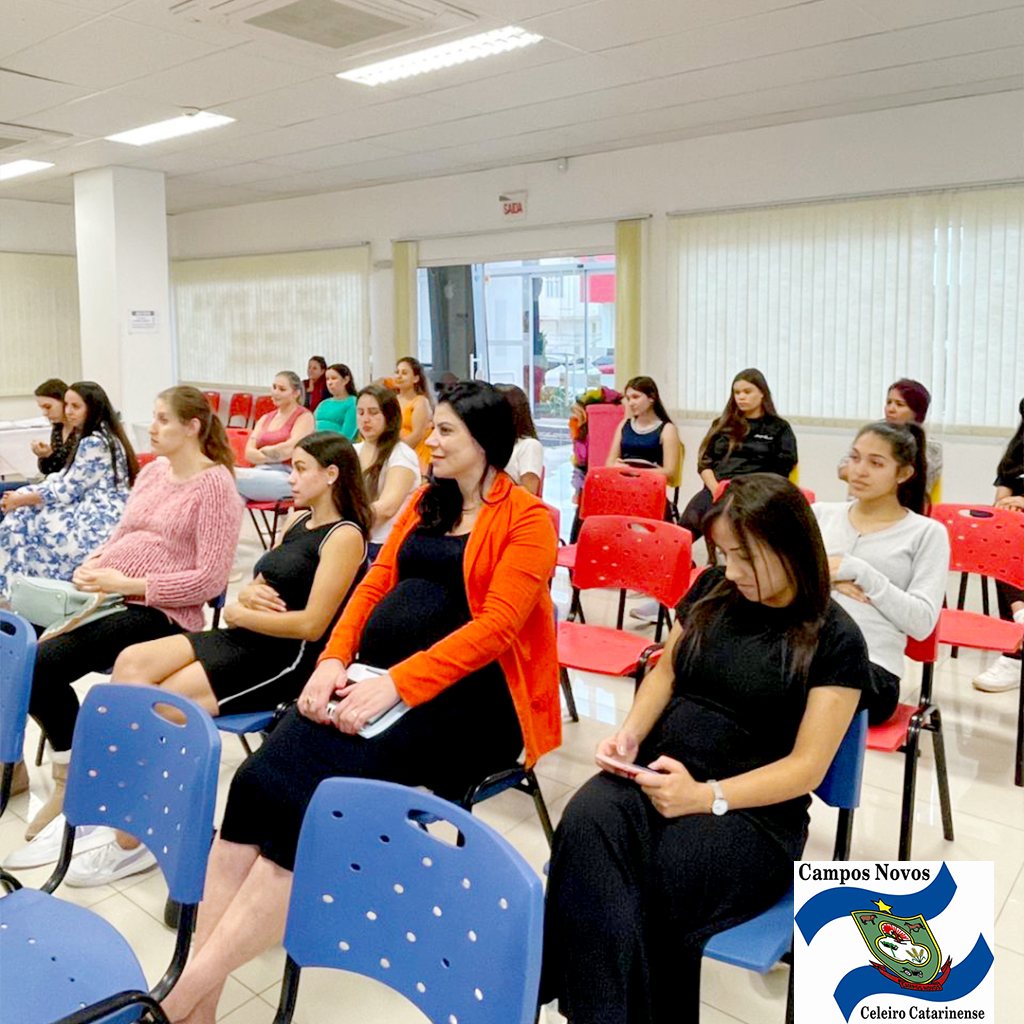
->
xmin=3 ymin=451 xmax=1023 ymax=1022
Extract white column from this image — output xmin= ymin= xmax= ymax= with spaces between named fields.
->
xmin=73 ymin=167 xmax=173 ymax=437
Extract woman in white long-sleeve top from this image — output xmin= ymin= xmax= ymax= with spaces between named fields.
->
xmin=813 ymin=420 xmax=950 ymax=724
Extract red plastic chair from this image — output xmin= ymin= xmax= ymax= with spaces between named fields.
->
xmin=558 ymin=467 xmax=670 ymax=623
xmin=252 ymin=395 xmax=275 ymax=426
xmin=226 ymin=428 xmax=252 ymax=468
xmin=558 ymin=516 xmax=694 ymax=719
xmin=930 ymin=504 xmax=1024 ymax=786
xmin=227 ymin=392 xmax=253 ymax=428
xmin=712 ymin=478 xmax=814 ymax=505
xmin=584 ymin=402 xmax=625 ymax=471
xmin=136 ymin=452 xmax=158 ymax=468
xmin=202 ymin=391 xmax=221 ymax=415
xmin=866 ymin=627 xmax=951 ymax=859
xmin=247 ymin=499 xmax=294 ymax=550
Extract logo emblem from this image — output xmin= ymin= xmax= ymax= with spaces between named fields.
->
xmin=850 ymin=901 xmax=950 ymax=990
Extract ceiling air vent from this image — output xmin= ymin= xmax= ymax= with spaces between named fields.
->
xmin=169 ymin=0 xmax=476 ymax=64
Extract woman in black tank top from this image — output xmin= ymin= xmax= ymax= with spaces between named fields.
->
xmin=607 ymin=375 xmax=681 ymax=481
xmin=112 ymin=432 xmax=373 ymax=717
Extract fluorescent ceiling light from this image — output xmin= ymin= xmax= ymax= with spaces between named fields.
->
xmin=338 ymin=25 xmax=543 ymax=86
xmin=0 ymin=159 xmax=55 ymax=181
xmin=106 ymin=111 xmax=235 ymax=146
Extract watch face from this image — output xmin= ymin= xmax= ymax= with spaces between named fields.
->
xmin=712 ymin=799 xmax=728 ymax=816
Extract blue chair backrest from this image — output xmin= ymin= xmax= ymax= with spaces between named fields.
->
xmin=286 ymin=778 xmax=545 ymax=1024
xmin=814 ymin=709 xmax=868 ymax=810
xmin=0 ymin=610 xmax=37 ymax=765
xmin=63 ymin=684 xmax=221 ymax=904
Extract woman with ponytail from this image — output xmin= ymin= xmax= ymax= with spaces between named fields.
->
xmin=5 ymin=386 xmax=244 ymax=872
xmin=812 ymin=421 xmax=949 ymax=724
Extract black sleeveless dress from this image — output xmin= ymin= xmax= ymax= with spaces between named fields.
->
xmin=188 ymin=512 xmax=364 ymax=712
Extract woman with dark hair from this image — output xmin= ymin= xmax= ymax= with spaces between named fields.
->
xmin=496 ymin=382 xmax=544 ymax=495
xmin=395 ymin=355 xmax=432 ymax=474
xmin=160 ymin=381 xmax=560 ymax=1024
xmin=814 ymin=421 xmax=949 ymax=724
xmin=302 ymin=356 xmax=328 ymax=412
xmin=61 ymin=432 xmax=370 ymax=887
xmin=839 ymin=378 xmax=942 ymax=493
xmin=607 ymin=375 xmax=680 ymax=481
xmin=0 ymin=381 xmax=137 ymax=597
xmin=236 ymin=371 xmax=315 ymax=502
xmin=314 ymin=362 xmax=358 ymax=439
xmin=4 ymin=386 xmax=242 ymax=868
xmin=542 ymin=475 xmax=869 ymax=1024
xmin=354 ymin=384 xmax=418 ymax=560
xmin=31 ymin=378 xmax=73 ymax=476
xmin=680 ymin=368 xmax=797 ymax=543
xmin=973 ymin=397 xmax=1024 ymax=693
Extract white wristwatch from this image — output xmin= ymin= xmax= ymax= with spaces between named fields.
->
xmin=708 ymin=779 xmax=729 ymax=816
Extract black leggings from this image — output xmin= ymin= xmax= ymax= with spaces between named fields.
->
xmin=29 ymin=605 xmax=183 ymax=751
xmin=997 ymin=579 xmax=1024 ymax=661
xmin=679 ymin=486 xmax=715 ymax=543
xmin=541 ymin=773 xmax=794 ymax=1024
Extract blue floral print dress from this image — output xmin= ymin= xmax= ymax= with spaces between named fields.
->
xmin=0 ymin=431 xmax=130 ymax=598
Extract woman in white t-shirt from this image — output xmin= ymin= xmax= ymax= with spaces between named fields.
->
xmin=354 ymin=384 xmax=420 ymax=561
xmin=497 ymin=383 xmax=544 ymax=496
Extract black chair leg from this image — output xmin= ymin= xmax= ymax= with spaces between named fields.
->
xmin=898 ymin=711 xmax=924 ymax=861
xmin=952 ymin=572 xmax=969 ymax=658
xmin=35 ymin=731 xmax=46 ymax=767
xmin=560 ymin=667 xmax=579 ymax=723
xmin=980 ymin=575 xmax=990 ymax=617
xmin=1016 ymin=659 xmax=1024 ymax=788
xmin=785 ymin=955 xmax=795 ymax=1024
xmin=654 ymin=605 xmax=666 ymax=644
xmin=616 ymin=589 xmax=627 ymax=631
xmin=239 ymin=735 xmax=254 ymax=757
xmin=567 ymin=586 xmax=584 ymax=623
xmin=928 ymin=708 xmax=954 ymax=842
xmin=522 ymin=768 xmax=555 ymax=847
xmin=833 ymin=808 xmax=854 ymax=861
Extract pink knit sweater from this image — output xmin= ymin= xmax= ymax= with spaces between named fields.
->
xmin=93 ymin=459 xmax=244 ymax=631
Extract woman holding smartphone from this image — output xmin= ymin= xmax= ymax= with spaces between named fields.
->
xmin=161 ymin=382 xmax=560 ymax=1024
xmin=542 ymin=475 xmax=869 ymax=1024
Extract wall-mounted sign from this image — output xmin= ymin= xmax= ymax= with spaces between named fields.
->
xmin=499 ymin=191 xmax=526 ymax=222
xmin=128 ymin=309 xmax=158 ymax=333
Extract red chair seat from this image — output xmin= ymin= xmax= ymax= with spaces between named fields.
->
xmin=555 ymin=544 xmax=577 ymax=571
xmin=866 ymin=703 xmax=918 ymax=753
xmin=246 ymin=500 xmax=292 ymax=512
xmin=558 ymin=621 xmax=658 ymax=678
xmin=937 ymin=608 xmax=1023 ymax=654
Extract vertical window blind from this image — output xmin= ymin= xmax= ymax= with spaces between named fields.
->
xmin=668 ymin=187 xmax=1023 ymax=430
xmin=0 ymin=252 xmax=81 ymax=397
xmin=172 ymin=245 xmax=370 ymax=390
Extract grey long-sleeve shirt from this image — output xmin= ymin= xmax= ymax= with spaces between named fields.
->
xmin=812 ymin=502 xmax=950 ymax=677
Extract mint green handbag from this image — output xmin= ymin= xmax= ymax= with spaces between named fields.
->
xmin=10 ymin=576 xmax=126 ymax=640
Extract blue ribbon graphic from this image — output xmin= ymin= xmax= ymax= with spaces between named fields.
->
xmin=795 ymin=862 xmax=956 ymax=944
xmin=834 ymin=936 xmax=993 ymax=1021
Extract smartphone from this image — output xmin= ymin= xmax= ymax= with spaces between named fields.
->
xmin=596 ymin=753 xmax=662 ymax=777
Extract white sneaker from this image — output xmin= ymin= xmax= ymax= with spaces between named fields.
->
xmin=3 ymin=815 xmax=115 ymax=870
xmin=629 ymin=599 xmax=661 ymax=624
xmin=65 ymin=839 xmax=158 ymax=887
xmin=972 ymin=655 xmax=1022 ymax=692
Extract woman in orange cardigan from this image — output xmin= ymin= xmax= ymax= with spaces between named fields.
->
xmin=163 ymin=381 xmax=559 ymax=1024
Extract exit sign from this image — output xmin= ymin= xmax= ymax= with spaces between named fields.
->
xmin=499 ymin=191 xmax=526 ymax=221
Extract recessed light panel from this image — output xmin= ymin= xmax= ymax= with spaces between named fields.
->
xmin=338 ymin=25 xmax=543 ymax=86
xmin=106 ymin=112 xmax=235 ymax=147
xmin=0 ymin=159 xmax=55 ymax=181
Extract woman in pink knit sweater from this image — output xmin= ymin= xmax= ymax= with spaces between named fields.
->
xmin=7 ymin=386 xmax=243 ymax=869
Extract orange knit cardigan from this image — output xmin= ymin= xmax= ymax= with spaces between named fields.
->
xmin=319 ymin=472 xmax=561 ymax=766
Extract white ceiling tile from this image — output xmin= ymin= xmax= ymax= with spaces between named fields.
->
xmin=0 ymin=0 xmax=95 ymax=60
xmin=375 ymin=110 xmax=539 ymax=153
xmin=3 ymin=17 xmax=226 ymax=90
xmin=528 ymin=0 xmax=817 ymax=53
xmin=148 ymin=123 xmax=342 ymax=166
xmin=171 ymin=162 xmax=312 ymax=187
xmin=18 ymin=93 xmax=183 ymax=139
xmin=164 ymin=181 xmax=269 ymax=214
xmin=112 ymin=0 xmax=247 ymax=46
xmin=298 ymin=97 xmax=466 ymax=144
xmin=0 ymin=70 xmax=89 ymax=122
xmin=456 ymin=0 xmax=596 ymax=19
xmin=255 ymin=139 xmax=406 ymax=171
xmin=216 ymin=77 xmax=392 ymax=129
xmin=112 ymin=43 xmax=321 ymax=109
xmin=48 ymin=0 xmax=139 ymax=11
xmin=243 ymin=167 xmax=378 ymax=194
xmin=855 ymin=0 xmax=1024 ymax=32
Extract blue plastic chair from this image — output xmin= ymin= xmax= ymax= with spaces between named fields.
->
xmin=270 ymin=778 xmax=545 ymax=1024
xmin=0 ymin=684 xmax=222 ymax=1024
xmin=700 ymin=709 xmax=869 ymax=1023
xmin=0 ymin=611 xmax=36 ymax=819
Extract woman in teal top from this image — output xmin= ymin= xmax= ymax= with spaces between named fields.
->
xmin=315 ymin=363 xmax=358 ymax=440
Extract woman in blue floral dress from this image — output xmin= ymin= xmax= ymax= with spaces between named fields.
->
xmin=0 ymin=382 xmax=138 ymax=598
